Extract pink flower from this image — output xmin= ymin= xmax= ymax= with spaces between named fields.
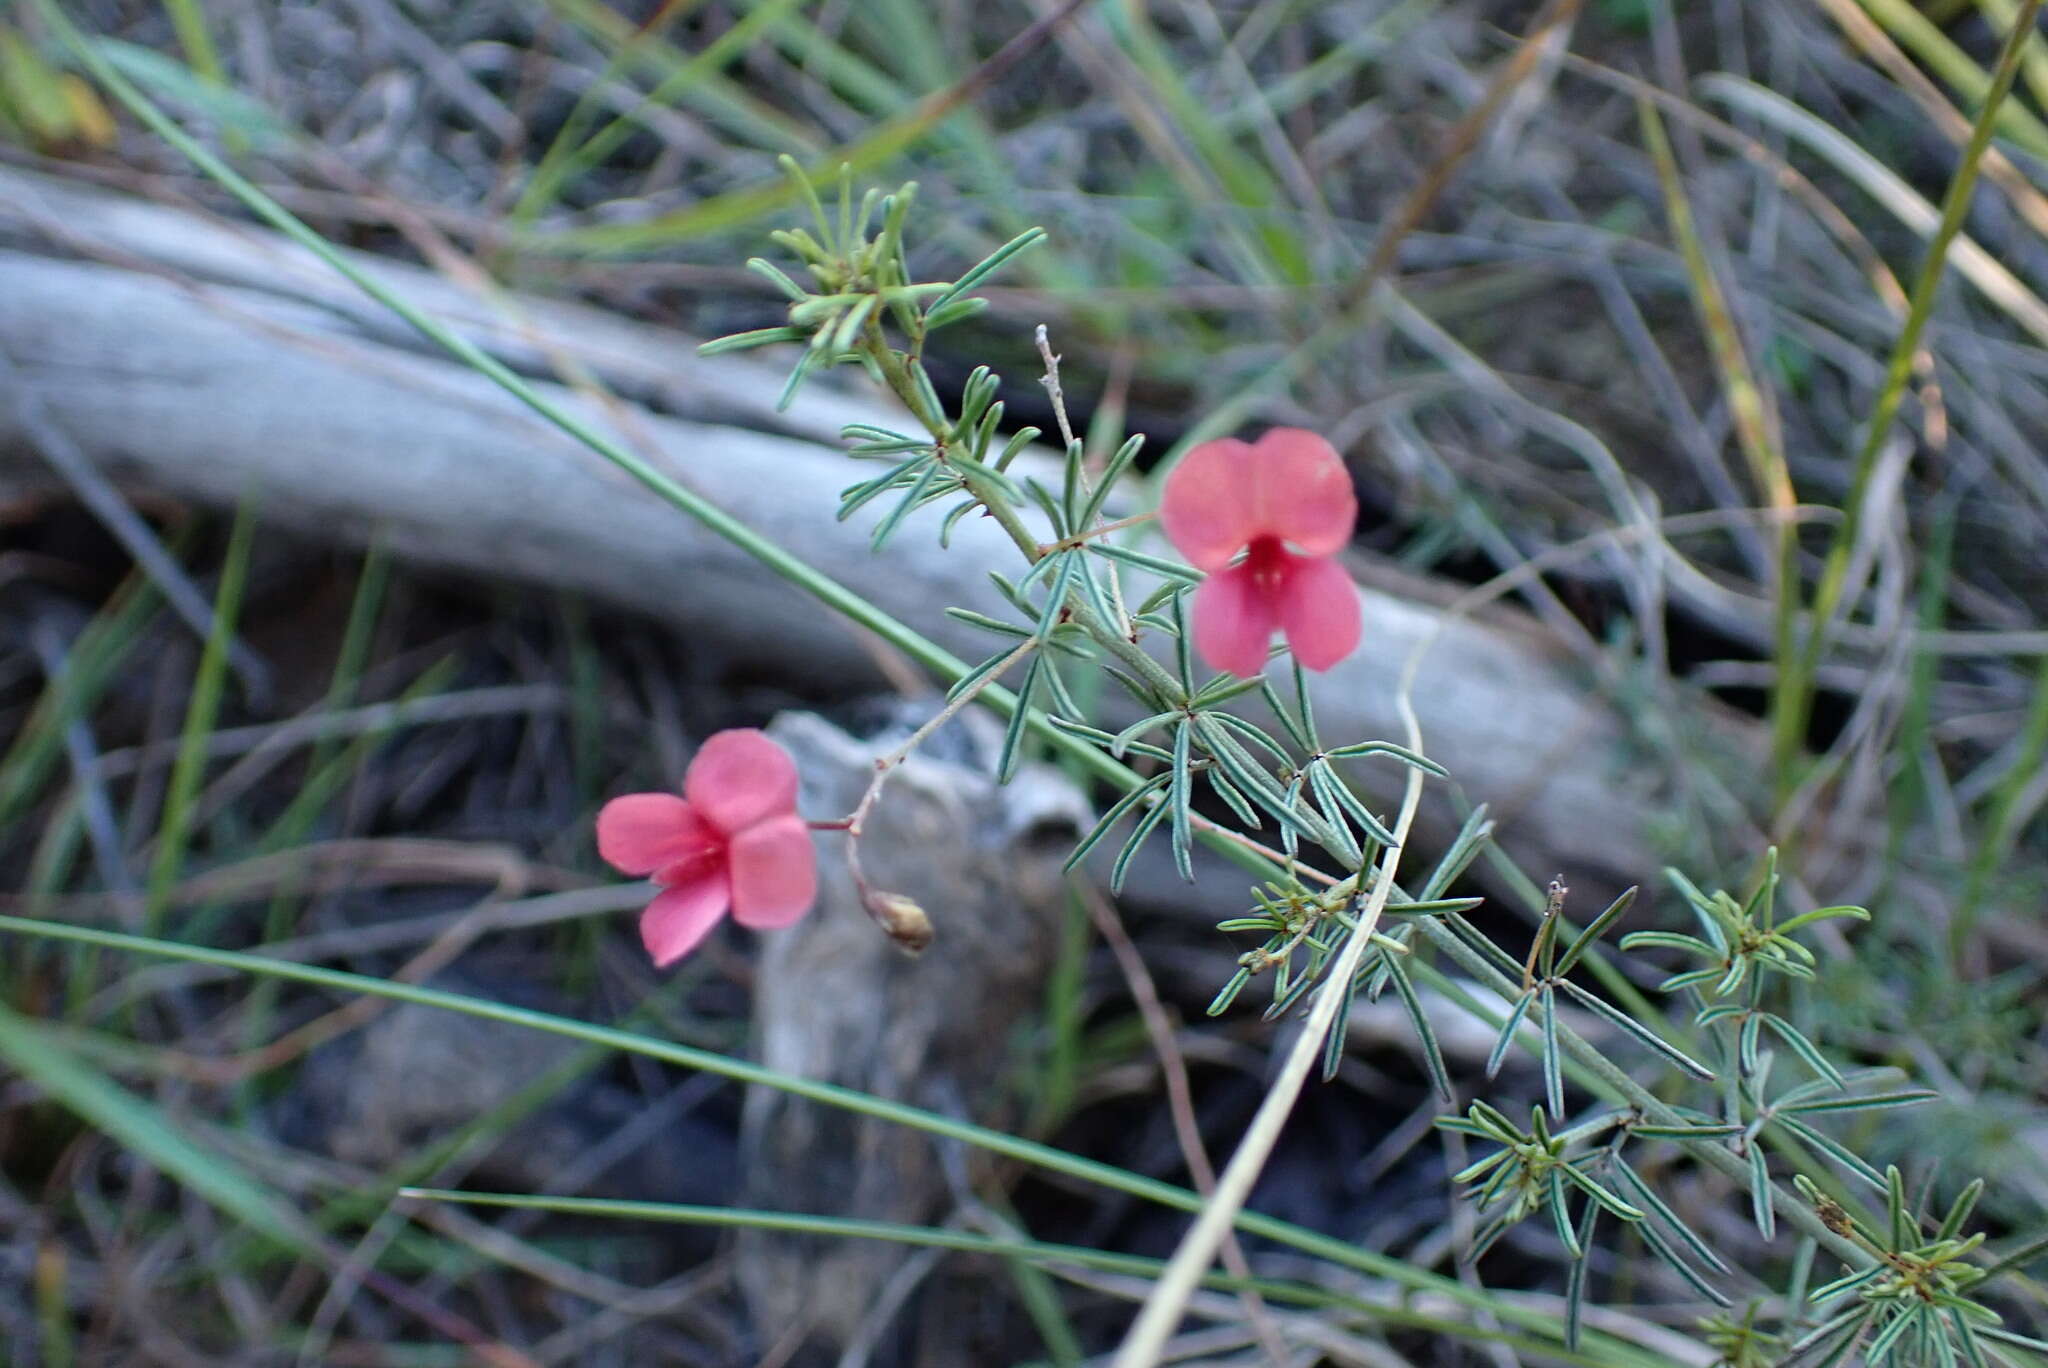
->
xmin=595 ymin=729 xmax=818 ymax=967
xmin=1159 ymin=427 xmax=1362 ymax=678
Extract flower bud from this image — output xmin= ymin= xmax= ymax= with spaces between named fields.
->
xmin=866 ymin=890 xmax=934 ymax=954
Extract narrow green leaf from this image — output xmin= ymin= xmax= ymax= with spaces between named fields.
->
xmin=1169 ymin=586 xmax=1195 ymax=691
xmin=1045 ymin=715 xmax=1167 ymax=762
xmin=1088 ymin=541 xmax=1201 ymax=582
xmin=1110 ymin=797 xmax=1172 ymax=895
xmin=1259 ymin=677 xmax=1313 ymax=752
xmin=1555 ymin=978 xmax=1715 ymax=1081
xmin=1618 ymin=931 xmax=1717 ymax=956
xmin=1887 ymin=1165 xmax=1911 ymax=1250
xmin=1323 ymin=740 xmax=1449 ymax=776
xmin=1320 ymin=949 xmax=1368 ymax=1082
xmin=1565 ymin=1197 xmax=1598 ymax=1348
xmin=1548 ymin=1168 xmax=1581 ymax=1257
xmin=1760 ymin=1014 xmax=1845 ymax=1089
xmin=1021 ymin=481 xmax=1069 ymax=545
xmin=1610 ymin=1157 xmax=1732 ymax=1275
xmin=745 ymin=255 xmax=809 ymax=300
xmin=1382 ymin=951 xmax=1451 ymax=1101
xmin=700 ymin=324 xmax=809 ymax=354
xmin=1382 ymin=897 xmax=1484 ymax=917
xmin=870 ymin=456 xmax=944 ymax=548
xmin=1773 ymin=904 xmax=1871 ymax=936
xmin=1110 ymin=712 xmax=1177 ymax=759
xmin=1205 ymin=767 xmax=1261 ymax=830
xmin=1168 ymin=719 xmax=1194 ymax=882
xmin=1982 ymin=1228 xmax=2048 ymax=1282
xmin=996 ymin=654 xmax=1043 ymax=784
xmin=945 ymin=607 xmax=1031 ymax=639
xmin=828 ymin=292 xmax=878 ymax=357
xmin=1976 ymin=1324 xmax=2048 ymax=1353
xmin=1189 ymin=674 xmax=1266 ymax=710
xmin=1809 ymin=1266 xmax=1885 ymax=1306
xmin=926 ymin=227 xmax=1047 ymax=314
xmin=1775 ymin=1115 xmax=1888 ymax=1190
xmin=1627 ymin=1122 xmax=1742 ymax=1139
xmin=1065 ymin=777 xmax=1170 ymax=874
xmin=923 ymin=294 xmax=989 ymax=332
xmin=1196 ymin=718 xmax=1326 ymax=847
xmin=995 ymin=426 xmax=1042 ymax=472
xmin=1748 ymin=1140 xmax=1776 ymax=1239
xmin=147 ymin=499 xmax=255 ymax=936
xmin=1419 ymin=805 xmax=1492 ymax=902
xmin=1207 ymin=967 xmax=1253 ymax=1017
xmin=1559 ymin=1166 xmax=1645 ymax=1223
xmin=1540 ymin=986 xmax=1565 ymax=1120
xmin=1034 ymin=552 xmax=1080 ymax=642
xmin=1485 ymin=990 xmax=1535 ymax=1080
xmin=1951 ymin=1307 xmax=1991 ymax=1368
xmin=1077 ymin=434 xmax=1145 ymax=529
xmin=1867 ymin=1306 xmax=1923 ymax=1365
xmin=1308 ymin=759 xmax=1398 ymax=848
xmin=948 ymin=643 xmax=1029 ymax=704
xmin=1739 ymin=1010 xmax=1764 ymax=1078
xmin=0 ymin=1003 xmax=311 ymax=1253
xmin=1632 ymin=1209 xmax=1734 ymax=1306
xmin=1305 ymin=762 xmax=1363 ymax=868
xmin=1779 ymin=1090 xmax=1938 ymax=1117
xmin=1554 ymin=886 xmax=1637 ymax=977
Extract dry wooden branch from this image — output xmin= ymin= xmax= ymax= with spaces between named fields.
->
xmin=0 ymin=165 xmax=1761 ymax=899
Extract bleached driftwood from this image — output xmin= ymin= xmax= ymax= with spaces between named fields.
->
xmin=0 ymin=165 xmax=1748 ymax=897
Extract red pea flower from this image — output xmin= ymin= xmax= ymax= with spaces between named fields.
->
xmin=595 ymin=729 xmax=818 ymax=967
xmin=1159 ymin=427 xmax=1362 ymax=678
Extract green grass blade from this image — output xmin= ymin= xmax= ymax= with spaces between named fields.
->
xmin=0 ymin=911 xmax=1647 ymax=1356
xmin=144 ymin=501 xmax=255 ymax=937
xmin=0 ymin=1001 xmax=311 ymax=1253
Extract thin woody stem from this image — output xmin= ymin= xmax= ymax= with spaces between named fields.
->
xmin=1036 ymin=323 xmax=1077 ymax=450
xmin=846 ymin=638 xmax=1040 ymax=839
xmin=1037 ymin=511 xmax=1157 ymax=555
xmin=837 ymin=637 xmax=1039 ymax=917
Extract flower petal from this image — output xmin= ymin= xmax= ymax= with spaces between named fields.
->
xmin=1159 ymin=437 xmax=1261 ymax=571
xmin=640 ymin=873 xmax=731 ymax=967
xmin=1191 ymin=560 xmax=1280 ymax=678
xmin=685 ymin=729 xmax=800 ymax=835
xmin=726 ymin=814 xmax=818 ymax=930
xmin=596 ymin=793 xmax=712 ymax=875
xmin=1249 ymin=428 xmax=1356 ymax=557
xmin=1275 ymin=552 xmax=1362 ymax=672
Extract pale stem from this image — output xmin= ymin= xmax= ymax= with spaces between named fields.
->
xmin=1038 ymin=511 xmax=1158 ymax=555
xmin=827 ymin=636 xmax=1039 ymax=919
xmin=1036 ymin=323 xmax=1078 ymax=450
xmin=1111 ymin=715 xmax=1430 ymax=1364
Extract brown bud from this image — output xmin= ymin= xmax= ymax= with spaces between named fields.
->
xmin=867 ymin=891 xmax=934 ymax=954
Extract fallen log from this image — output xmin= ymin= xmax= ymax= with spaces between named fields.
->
xmin=0 ymin=164 xmax=1755 ymax=901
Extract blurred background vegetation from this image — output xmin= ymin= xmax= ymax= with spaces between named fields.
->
xmin=2 ymin=0 xmax=2047 ymax=1363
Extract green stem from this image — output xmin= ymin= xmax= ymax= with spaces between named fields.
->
xmin=400 ymin=1190 xmax=1656 ymax=1366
